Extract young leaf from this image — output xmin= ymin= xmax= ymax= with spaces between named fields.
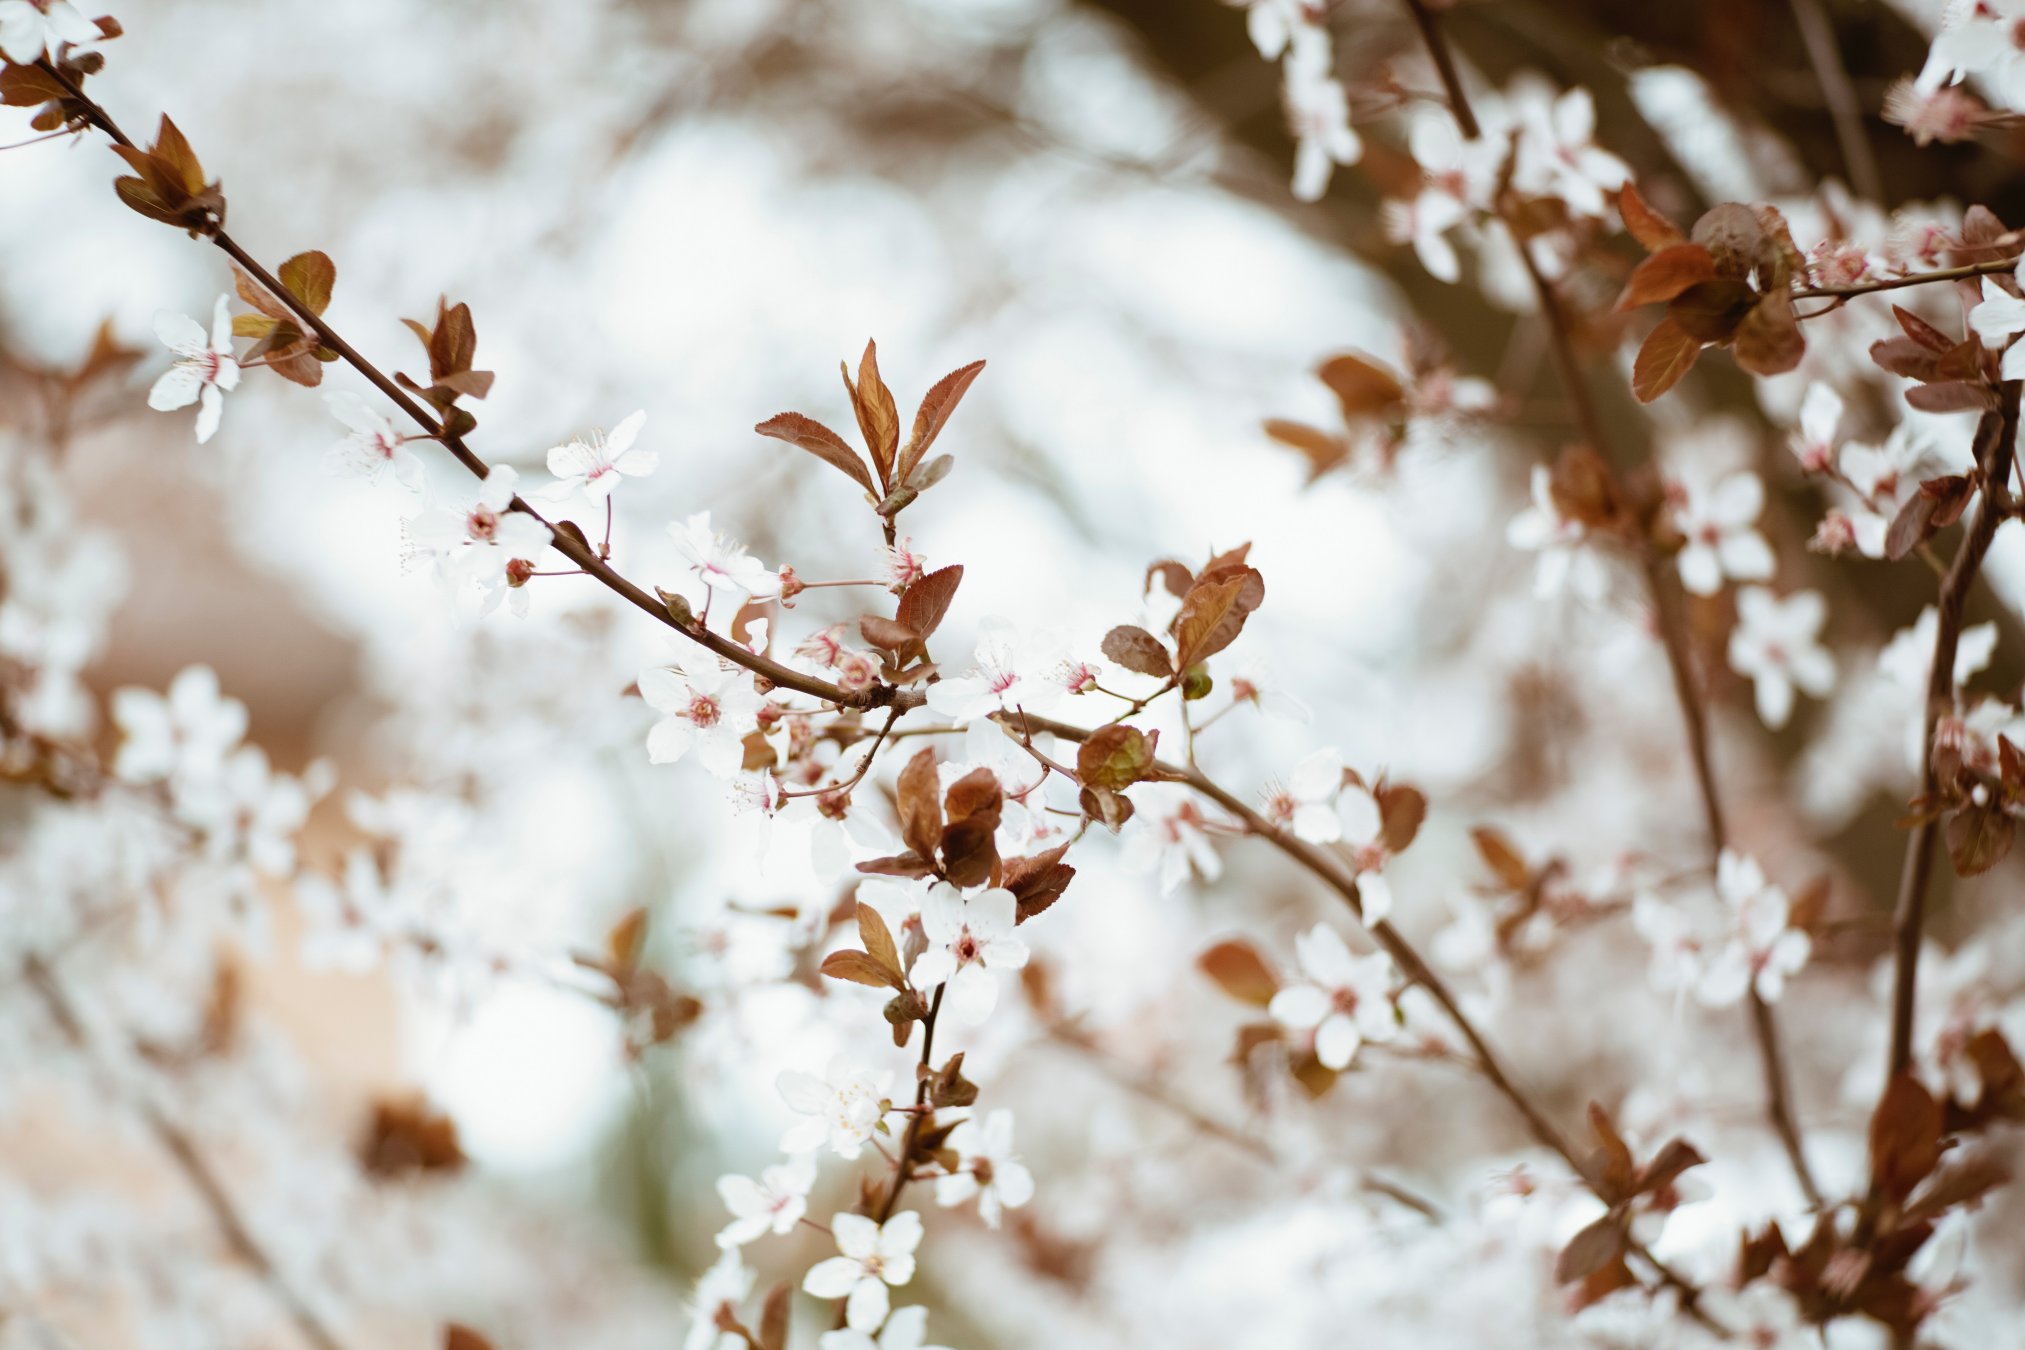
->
xmin=821 ymin=949 xmax=903 ymax=989
xmin=1870 ymin=1072 xmax=1944 ymax=1202
xmin=895 ymin=565 xmax=963 ymax=645
xmin=1316 ymin=352 xmax=1405 ymax=420
xmin=856 ymin=901 xmax=900 ymax=975
xmin=1631 ymin=318 xmax=1700 ymax=403
xmin=1197 ymin=938 xmax=1279 ymax=1007
xmin=843 ymin=340 xmax=900 ymax=487
xmin=1003 ymin=843 xmax=1075 ymax=924
xmin=897 ymin=748 xmax=943 ymax=860
xmin=1732 ymin=290 xmax=1805 ymax=376
xmin=1101 ymin=624 xmax=1172 ymax=678
xmin=1172 ymin=568 xmax=1265 ymax=668
xmin=277 ymin=250 xmax=336 ymax=315
xmin=1617 ymin=182 xmax=1685 ymax=251
xmin=755 ymin=412 xmax=876 ymax=495
xmin=1615 ymin=244 xmax=1718 ymax=310
xmin=1077 ymin=724 xmax=1156 ymax=791
xmin=899 ymin=359 xmax=986 ymax=485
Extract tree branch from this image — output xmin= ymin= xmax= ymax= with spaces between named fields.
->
xmin=1884 ymin=385 xmax=2022 ymax=1084
xmin=25 ymin=957 xmax=347 ymax=1350
xmin=1398 ymin=0 xmax=1823 ymax=1216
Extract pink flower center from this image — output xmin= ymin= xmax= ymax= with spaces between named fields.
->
xmin=954 ymin=929 xmax=982 ymax=965
xmin=687 ymin=694 xmax=721 ymax=728
xmin=987 ymin=668 xmax=1018 ymax=696
xmin=466 ymin=507 xmax=499 ymax=542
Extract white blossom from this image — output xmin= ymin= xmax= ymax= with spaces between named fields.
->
xmin=714 ymin=1154 xmax=816 ymax=1248
xmin=1268 ymin=925 xmax=1397 ymax=1070
xmin=671 ymin=511 xmax=781 ymax=600
xmin=148 ymin=297 xmax=240 ymax=445
xmin=1507 ymin=465 xmax=1609 ymax=600
xmin=638 ymin=664 xmax=765 ymax=778
xmin=818 ymin=1306 xmax=952 ymax=1350
xmin=1728 ymin=587 xmax=1835 ymax=729
xmin=1673 ymin=471 xmax=1774 ymax=596
xmin=777 ymin=1059 xmax=892 ymax=1160
xmin=324 ymin=391 xmax=424 ymax=491
xmin=802 ymin=1211 xmax=922 ymax=1334
xmin=539 ymin=409 xmax=657 ymax=501
xmin=909 ymin=886 xmax=1028 ymax=1025
xmin=0 ymin=0 xmax=98 ymax=65
xmin=934 ymin=1109 xmax=1034 ymax=1228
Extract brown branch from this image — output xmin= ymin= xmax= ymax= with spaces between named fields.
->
xmin=39 ymin=61 xmax=913 ymax=719
xmin=25 ymin=957 xmax=347 ymax=1350
xmin=1884 ymin=386 xmax=2021 ymax=1084
xmin=1788 ymin=0 xmax=1883 ymax=204
xmin=1043 ymin=1024 xmax=1446 ymax=1220
xmin=1794 ymin=256 xmax=2021 ymax=300
xmin=1398 ymin=0 xmax=1822 ymax=1220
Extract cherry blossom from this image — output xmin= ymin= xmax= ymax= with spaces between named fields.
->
xmin=324 ymin=391 xmax=424 ymax=492
xmin=1506 ymin=465 xmax=1609 ymax=600
xmin=713 ymin=1154 xmax=816 ymax=1248
xmin=1121 ymin=788 xmax=1224 ymax=895
xmin=538 ymin=409 xmax=657 ymax=502
xmin=934 ymin=1109 xmax=1034 ymax=1228
xmin=111 ymin=664 xmax=248 ymax=786
xmin=0 ymin=0 xmax=98 ymax=65
xmin=909 ymin=885 xmax=1028 ymax=1024
xmin=1789 ymin=383 xmax=1843 ymax=473
xmin=776 ymin=1058 xmax=892 ymax=1160
xmin=1268 ymin=924 xmax=1397 ymax=1070
xmin=1284 ymin=41 xmax=1360 ymax=203
xmin=1263 ymin=747 xmax=1347 ymax=843
xmin=407 ymin=466 xmax=551 ymax=615
xmin=178 ymin=745 xmax=316 ymax=878
xmin=1969 ymin=273 xmax=2025 ymax=380
xmin=684 ymin=1248 xmax=755 ymax=1350
xmin=802 ymin=1211 xmax=923 ymax=1334
xmin=886 ymin=537 xmax=928 ymax=589
xmin=148 ymin=297 xmax=240 ymax=445
xmin=1515 ymin=88 xmax=1630 ymax=218
xmin=1695 ymin=850 xmax=1810 ymax=1006
xmin=1728 ymin=587 xmax=1836 ymax=729
xmin=924 ymin=622 xmax=1048 ymax=724
xmin=1673 ymin=471 xmax=1774 ymax=596
xmin=1916 ymin=1 xmax=2025 ymax=110
xmin=1839 ymin=424 xmax=1943 ymax=557
xmin=639 ymin=663 xmax=765 ymax=778
xmin=818 ymin=1306 xmax=953 ymax=1350
xmin=671 ymin=511 xmax=781 ymax=600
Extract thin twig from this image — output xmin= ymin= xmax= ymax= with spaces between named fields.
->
xmin=1044 ymin=1024 xmax=1446 ymax=1221
xmin=1884 ymin=387 xmax=2021 ymax=1085
xmin=25 ymin=957 xmax=347 ymax=1350
xmin=1794 ymin=256 xmax=2021 ymax=300
xmin=1788 ymin=0 xmax=1884 ymax=204
xmin=1399 ymin=0 xmax=1822 ymax=1223
xmin=38 ymin=60 xmax=913 ymax=720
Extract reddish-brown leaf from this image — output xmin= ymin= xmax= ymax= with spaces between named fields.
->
xmin=940 ymin=767 xmax=1003 ymax=888
xmin=1198 ymin=938 xmax=1280 ymax=1007
xmin=1615 ymin=243 xmax=1718 ymax=310
xmin=1631 ymin=318 xmax=1701 ymax=403
xmin=897 ymin=748 xmax=943 ymax=859
xmin=1905 ymin=380 xmax=2000 ymax=413
xmin=1004 ymin=843 xmax=1075 ymax=924
xmin=821 ymin=948 xmax=903 ymax=989
xmin=899 ymin=359 xmax=985 ymax=485
xmin=1617 ymin=181 xmax=1685 ymax=252
xmin=444 ymin=1326 xmax=495 ymax=1350
xmin=1893 ymin=305 xmax=1954 ymax=352
xmin=758 ymin=1282 xmax=791 ymax=1350
xmin=895 ymin=564 xmax=962 ymax=645
xmin=844 ymin=340 xmax=900 ymax=487
xmin=1077 ymin=724 xmax=1156 ymax=791
xmin=1316 ymin=352 xmax=1406 ymax=420
xmin=1471 ymin=826 xmax=1531 ymax=891
xmin=1947 ymin=802 xmax=2015 ymax=877
xmin=859 ymin=615 xmax=920 ymax=656
xmin=856 ymin=900 xmax=900 ymax=974
xmin=1263 ymin=418 xmax=1350 ymax=478
xmin=755 ymin=412 xmax=875 ymax=495
xmin=1101 ymin=624 xmax=1172 ymax=678
xmin=1376 ymin=784 xmax=1426 ymax=854
xmin=1870 ymin=1072 xmax=1945 ymax=1202
xmin=1733 ymin=290 xmax=1806 ymax=376
xmin=1555 ymin=1215 xmax=1628 ymax=1285
xmin=1690 ymin=201 xmax=1769 ymax=277
xmin=1667 ymin=278 xmax=1756 ymax=343
xmin=1173 ymin=568 xmax=1265 ymax=668
xmin=278 ymin=250 xmax=336 ymax=315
